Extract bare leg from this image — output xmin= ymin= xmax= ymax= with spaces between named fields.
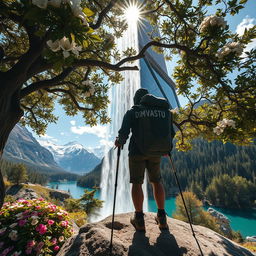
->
xmin=151 ymin=182 xmax=165 ymax=210
xmin=131 ymin=183 xmax=144 ymax=212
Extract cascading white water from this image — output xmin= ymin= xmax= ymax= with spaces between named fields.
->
xmin=96 ymin=19 xmax=148 ymax=221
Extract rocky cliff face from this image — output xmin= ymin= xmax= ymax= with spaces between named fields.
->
xmin=3 ymin=124 xmax=66 ymax=173
xmin=57 ymin=212 xmax=254 ymax=256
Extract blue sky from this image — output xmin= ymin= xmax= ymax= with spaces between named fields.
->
xmin=30 ymin=0 xmax=256 ymax=150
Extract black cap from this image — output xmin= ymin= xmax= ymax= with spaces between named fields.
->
xmin=133 ymin=88 xmax=149 ymax=105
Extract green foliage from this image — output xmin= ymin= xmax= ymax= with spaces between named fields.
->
xmin=64 ymin=188 xmax=102 ymax=221
xmin=205 ymin=174 xmax=256 ymax=208
xmin=0 ymin=198 xmax=73 ymax=255
xmin=173 ymin=191 xmax=221 ymax=233
xmin=0 ymin=0 xmax=255 ymax=150
xmin=7 ymin=163 xmax=28 ymax=185
xmin=0 ymin=158 xmax=79 ymax=185
xmin=64 ymin=198 xmax=82 ymax=212
xmin=77 ymin=162 xmax=101 ymax=188
xmin=78 ymin=189 xmax=103 ymax=219
xmin=158 ymin=139 xmax=256 ymax=200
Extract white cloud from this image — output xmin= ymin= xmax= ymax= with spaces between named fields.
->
xmin=236 ymin=16 xmax=255 ymax=36
xmin=70 ymin=124 xmax=107 ymax=138
xmin=99 ymin=139 xmax=113 ymax=148
xmin=70 ymin=120 xmax=76 ymax=126
xmin=38 ymin=134 xmax=58 ymax=142
xmin=60 ymin=132 xmax=65 ymax=135
xmin=236 ymin=16 xmax=256 ymax=56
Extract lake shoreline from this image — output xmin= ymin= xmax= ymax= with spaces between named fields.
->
xmin=47 ymin=180 xmax=256 ymax=238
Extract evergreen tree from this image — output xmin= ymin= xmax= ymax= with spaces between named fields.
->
xmin=7 ymin=163 xmax=28 ymax=185
xmin=205 ymin=174 xmax=256 ymax=208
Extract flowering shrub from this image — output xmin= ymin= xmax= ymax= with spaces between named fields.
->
xmin=32 ymin=0 xmax=87 ymax=24
xmin=0 ymin=198 xmax=73 ymax=256
xmin=47 ymin=37 xmax=82 ymax=58
xmin=216 ymin=41 xmax=244 ymax=60
xmin=213 ymin=118 xmax=236 ymax=135
xmin=199 ymin=15 xmax=227 ymax=33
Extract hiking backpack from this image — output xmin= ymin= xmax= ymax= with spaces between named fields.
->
xmin=133 ymin=94 xmax=175 ymax=156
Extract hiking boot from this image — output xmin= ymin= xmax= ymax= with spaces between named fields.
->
xmin=130 ymin=213 xmax=145 ymax=232
xmin=155 ymin=213 xmax=168 ymax=230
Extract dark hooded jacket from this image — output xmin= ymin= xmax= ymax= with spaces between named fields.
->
xmin=118 ymin=94 xmax=175 ymax=156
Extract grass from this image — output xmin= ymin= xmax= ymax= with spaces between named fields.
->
xmin=242 ymin=242 xmax=256 ymax=253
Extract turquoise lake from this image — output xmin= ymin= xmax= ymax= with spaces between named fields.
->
xmin=48 ymin=181 xmax=256 ymax=238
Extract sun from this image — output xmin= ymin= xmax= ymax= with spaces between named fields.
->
xmin=123 ymin=2 xmax=142 ymax=24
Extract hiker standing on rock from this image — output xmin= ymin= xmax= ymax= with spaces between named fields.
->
xmin=115 ymin=88 xmax=175 ymax=231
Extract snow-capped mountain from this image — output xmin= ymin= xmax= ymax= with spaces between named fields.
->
xmin=39 ymin=141 xmax=101 ymax=174
xmin=87 ymin=145 xmax=106 ymax=159
xmin=3 ymin=124 xmax=65 ymax=173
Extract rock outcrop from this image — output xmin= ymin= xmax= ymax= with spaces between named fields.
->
xmin=57 ymin=212 xmax=254 ymax=256
xmin=207 ymin=207 xmax=232 ymax=237
xmin=6 ymin=185 xmax=38 ymax=200
xmin=6 ymin=184 xmax=71 ymax=202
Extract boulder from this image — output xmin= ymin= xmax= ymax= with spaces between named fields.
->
xmin=57 ymin=212 xmax=254 ymax=256
xmin=49 ymin=189 xmax=70 ymax=201
xmin=207 ymin=208 xmax=232 ymax=237
xmin=6 ymin=185 xmax=38 ymax=200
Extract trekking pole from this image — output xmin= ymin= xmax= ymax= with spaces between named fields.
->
xmin=167 ymin=153 xmax=204 ymax=256
xmin=109 ymin=146 xmax=121 ymax=256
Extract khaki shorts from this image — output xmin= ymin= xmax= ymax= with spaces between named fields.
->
xmin=129 ymin=155 xmax=161 ymax=184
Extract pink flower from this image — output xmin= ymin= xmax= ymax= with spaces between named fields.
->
xmin=18 ymin=219 xmax=26 ymax=226
xmin=31 ymin=211 xmax=38 ymax=216
xmin=48 ymin=220 xmax=54 ymax=225
xmin=25 ymin=247 xmax=32 ymax=255
xmin=35 ymin=224 xmax=47 ymax=235
xmin=1 ymin=246 xmax=14 ymax=256
xmin=38 ymin=198 xmax=44 ymax=201
xmin=53 ymin=245 xmax=60 ymax=251
xmin=35 ymin=206 xmax=41 ymax=210
xmin=27 ymin=240 xmax=36 ymax=248
xmin=60 ymin=220 xmax=68 ymax=227
xmin=36 ymin=241 xmax=44 ymax=251
xmin=22 ymin=210 xmax=30 ymax=215
xmin=51 ymin=238 xmax=57 ymax=245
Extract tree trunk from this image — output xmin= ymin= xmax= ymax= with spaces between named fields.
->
xmin=0 ymin=89 xmax=23 ymax=209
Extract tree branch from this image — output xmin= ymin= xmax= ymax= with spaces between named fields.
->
xmin=20 ymin=68 xmax=74 ymax=98
xmin=45 ymin=88 xmax=93 ymax=111
xmin=90 ymin=0 xmax=119 ymax=29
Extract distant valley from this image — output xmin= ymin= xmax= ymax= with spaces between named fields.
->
xmin=3 ymin=124 xmax=102 ymax=176
xmin=39 ymin=140 xmax=101 ymax=174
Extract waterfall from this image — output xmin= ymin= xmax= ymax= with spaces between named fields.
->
xmin=95 ymin=20 xmax=148 ymax=221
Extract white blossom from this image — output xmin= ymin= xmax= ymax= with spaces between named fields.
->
xmin=9 ymin=223 xmax=18 ymax=228
xmin=59 ymin=37 xmax=73 ymax=51
xmin=216 ymin=42 xmax=244 ymax=60
xmin=32 ymin=0 xmax=48 ymax=9
xmin=8 ymin=230 xmax=18 ymax=241
xmin=47 ymin=40 xmax=61 ymax=52
xmin=58 ymin=236 xmax=65 ymax=242
xmin=32 ymin=0 xmax=88 ymax=24
xmin=199 ymin=15 xmax=227 ymax=33
xmin=213 ymin=118 xmax=236 ymax=135
xmin=82 ymin=80 xmax=95 ymax=95
xmin=213 ymin=126 xmax=224 ymax=136
xmin=71 ymin=42 xmax=82 ymax=56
